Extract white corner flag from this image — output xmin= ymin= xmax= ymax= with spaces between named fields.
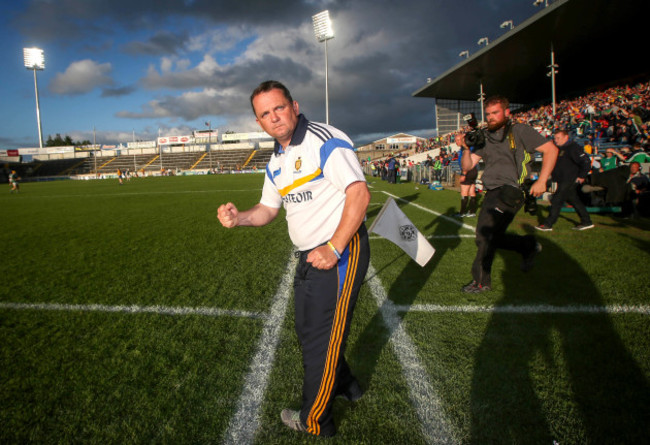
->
xmin=368 ymin=198 xmax=435 ymax=267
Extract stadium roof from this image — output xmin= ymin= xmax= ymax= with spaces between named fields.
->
xmin=413 ymin=0 xmax=649 ymax=105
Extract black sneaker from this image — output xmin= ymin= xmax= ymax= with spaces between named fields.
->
xmin=521 ymin=242 xmax=542 ymax=272
xmin=461 ymin=280 xmax=492 ymax=293
xmin=573 ymin=223 xmax=594 ymax=231
xmin=337 ymin=380 xmax=364 ymax=402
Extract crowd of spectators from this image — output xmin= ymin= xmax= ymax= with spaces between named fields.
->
xmin=414 ymin=133 xmax=457 ymax=154
xmin=366 ymin=80 xmax=650 ymax=215
xmin=511 ymin=81 xmax=650 ymax=151
xmin=433 ymin=81 xmax=650 ymax=158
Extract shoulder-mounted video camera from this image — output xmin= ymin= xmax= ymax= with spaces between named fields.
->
xmin=463 ymin=113 xmax=486 ymax=149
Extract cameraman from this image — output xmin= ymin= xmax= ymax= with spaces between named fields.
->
xmin=455 ymin=95 xmax=558 ymax=293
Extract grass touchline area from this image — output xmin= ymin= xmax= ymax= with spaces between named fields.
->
xmin=366 ymin=264 xmax=459 ymax=444
xmin=223 ymin=254 xmax=296 ymax=444
xmin=400 ymin=304 xmax=650 ymax=314
xmin=2 ymin=175 xmax=648 ymax=444
xmin=0 ymin=302 xmax=265 ymax=319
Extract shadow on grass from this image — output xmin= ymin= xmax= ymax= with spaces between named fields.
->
xmin=598 ymin=215 xmax=650 ymax=230
xmin=469 ymin=230 xmax=650 ymax=443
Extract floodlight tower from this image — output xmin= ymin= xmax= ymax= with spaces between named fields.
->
xmin=23 ymin=47 xmax=45 ymax=149
xmin=312 ymin=10 xmax=335 ymax=125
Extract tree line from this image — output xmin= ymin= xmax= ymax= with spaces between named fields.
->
xmin=46 ymin=133 xmax=92 ymax=147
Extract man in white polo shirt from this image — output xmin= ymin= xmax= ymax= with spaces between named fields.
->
xmin=217 ymin=80 xmax=370 ymax=438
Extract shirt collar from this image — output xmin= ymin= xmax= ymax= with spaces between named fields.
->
xmin=273 ymin=114 xmax=309 ymax=155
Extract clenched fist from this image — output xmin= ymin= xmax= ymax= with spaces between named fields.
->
xmin=217 ymin=202 xmax=239 ymax=228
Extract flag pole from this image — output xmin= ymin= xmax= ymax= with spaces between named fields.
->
xmin=368 ymin=197 xmax=393 ymax=234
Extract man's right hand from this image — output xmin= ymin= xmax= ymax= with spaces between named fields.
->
xmin=217 ymin=203 xmax=239 ymax=228
xmin=528 ymin=180 xmax=548 ymax=197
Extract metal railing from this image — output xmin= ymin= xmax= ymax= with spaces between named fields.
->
xmin=365 ymin=164 xmax=458 ymax=186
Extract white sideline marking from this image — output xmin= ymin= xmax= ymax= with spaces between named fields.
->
xmin=0 ymin=302 xmax=263 ymax=319
xmin=3 ymin=301 xmax=644 ymax=318
xmin=366 ymin=264 xmax=458 ymax=445
xmin=222 ymin=253 xmax=297 ymax=445
xmin=399 ymin=304 xmax=650 ymax=315
xmin=381 ymin=191 xmax=476 ymax=232
xmin=26 ymin=189 xmax=260 ymax=199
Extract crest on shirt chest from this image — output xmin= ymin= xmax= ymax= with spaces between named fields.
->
xmin=294 ymin=157 xmax=302 ymax=172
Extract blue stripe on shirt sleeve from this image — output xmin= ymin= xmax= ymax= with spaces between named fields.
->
xmin=319 ymin=138 xmax=354 ymax=171
xmin=266 ymin=165 xmax=282 ymax=186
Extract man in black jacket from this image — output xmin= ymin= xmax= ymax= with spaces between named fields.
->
xmin=536 ymin=130 xmax=594 ymax=231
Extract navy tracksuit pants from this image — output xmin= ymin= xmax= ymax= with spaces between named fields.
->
xmin=294 ymin=224 xmax=370 ymax=436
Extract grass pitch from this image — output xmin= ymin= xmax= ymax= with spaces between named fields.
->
xmin=1 ymin=174 xmax=649 ymax=444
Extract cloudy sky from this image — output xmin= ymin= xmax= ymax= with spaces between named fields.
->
xmin=1 ymin=0 xmax=542 ymax=149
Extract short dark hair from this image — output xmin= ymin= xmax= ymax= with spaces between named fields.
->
xmin=555 ymin=129 xmax=569 ymax=137
xmin=250 ymin=80 xmax=294 ymax=115
xmin=484 ymin=95 xmax=510 ymax=109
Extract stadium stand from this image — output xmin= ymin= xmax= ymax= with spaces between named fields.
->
xmin=191 ymin=149 xmax=256 ymax=172
xmin=246 ymin=149 xmax=274 ymax=170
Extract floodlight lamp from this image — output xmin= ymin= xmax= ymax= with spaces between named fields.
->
xmin=312 ymin=10 xmax=334 ymax=42
xmin=459 ymin=50 xmax=469 ymax=58
xmin=500 ymin=20 xmax=513 ymax=29
xmin=24 ymin=47 xmax=45 ymax=70
xmin=477 ymin=37 xmax=489 ymax=46
xmin=533 ymin=0 xmax=546 ymax=7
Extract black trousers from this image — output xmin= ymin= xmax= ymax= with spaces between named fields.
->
xmin=294 ymin=224 xmax=370 ymax=436
xmin=543 ymin=181 xmax=592 ymax=227
xmin=472 ymin=189 xmax=536 ymax=287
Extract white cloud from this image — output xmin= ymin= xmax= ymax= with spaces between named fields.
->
xmin=143 ymin=54 xmax=221 ymax=90
xmin=49 ymin=59 xmax=114 ymax=95
xmin=160 ymin=57 xmax=174 ymax=73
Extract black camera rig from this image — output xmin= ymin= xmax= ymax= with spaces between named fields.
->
xmin=463 ymin=113 xmax=486 ymax=149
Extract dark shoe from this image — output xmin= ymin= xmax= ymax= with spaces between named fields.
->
xmin=337 ymin=380 xmax=364 ymax=402
xmin=461 ymin=280 xmax=491 ymax=293
xmin=534 ymin=224 xmax=553 ymax=232
xmin=521 ymin=242 xmax=542 ymax=272
xmin=573 ymin=223 xmax=594 ymax=231
xmin=281 ymin=409 xmax=307 ymax=433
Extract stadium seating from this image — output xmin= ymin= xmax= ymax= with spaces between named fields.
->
xmin=11 ymin=80 xmax=649 ymax=181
